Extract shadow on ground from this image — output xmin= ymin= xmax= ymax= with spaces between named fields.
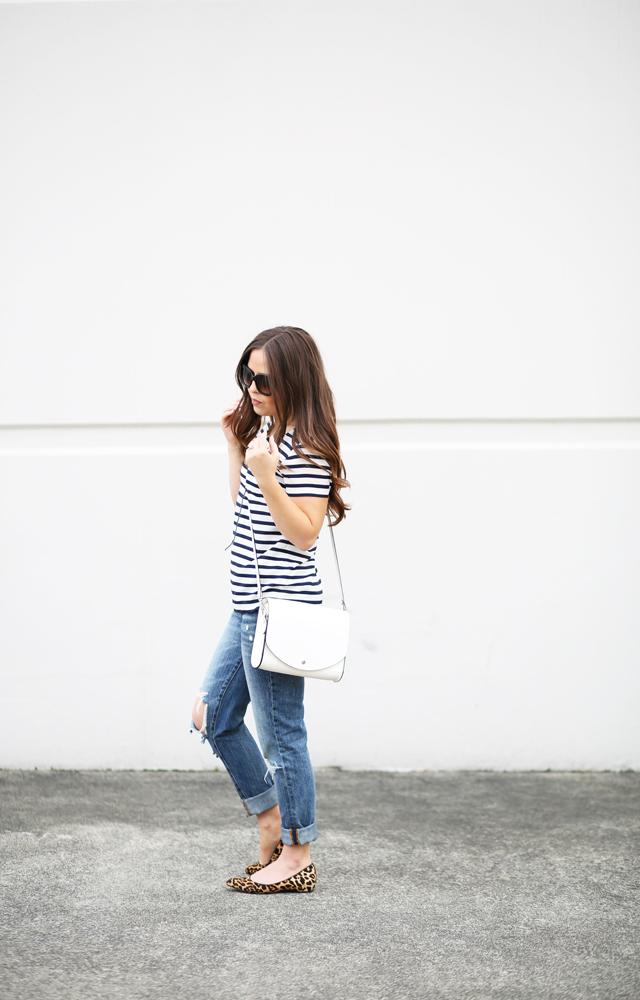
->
xmin=1 ymin=769 xmax=638 ymax=1000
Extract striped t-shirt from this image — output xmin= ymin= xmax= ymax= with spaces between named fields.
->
xmin=230 ymin=428 xmax=333 ymax=611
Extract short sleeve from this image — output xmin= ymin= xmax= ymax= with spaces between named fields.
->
xmin=277 ymin=437 xmax=332 ymax=499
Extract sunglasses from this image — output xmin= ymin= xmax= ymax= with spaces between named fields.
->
xmin=241 ymin=364 xmax=272 ymax=396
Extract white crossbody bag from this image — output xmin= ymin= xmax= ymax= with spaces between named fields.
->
xmin=248 ymin=508 xmax=349 ymax=683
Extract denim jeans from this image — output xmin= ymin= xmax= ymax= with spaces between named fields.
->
xmin=194 ymin=610 xmax=317 ymax=846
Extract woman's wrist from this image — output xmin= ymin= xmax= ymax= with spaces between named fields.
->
xmin=252 ymin=469 xmax=277 ymax=491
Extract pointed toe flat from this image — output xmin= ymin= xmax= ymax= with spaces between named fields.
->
xmin=226 ymin=863 xmax=316 ymax=894
xmin=244 ymin=839 xmax=284 ymax=876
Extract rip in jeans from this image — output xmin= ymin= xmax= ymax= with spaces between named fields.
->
xmin=264 ymin=759 xmax=279 ymax=784
xmin=190 ymin=690 xmax=214 ymax=751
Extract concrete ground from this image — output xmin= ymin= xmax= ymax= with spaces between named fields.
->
xmin=0 ymin=770 xmax=638 ymax=1000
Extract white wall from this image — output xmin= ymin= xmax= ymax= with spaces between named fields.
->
xmin=1 ymin=0 xmax=639 ymax=770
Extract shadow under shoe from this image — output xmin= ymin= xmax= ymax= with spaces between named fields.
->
xmin=227 ymin=863 xmax=316 ymax=894
xmin=245 ymin=839 xmax=284 ymax=876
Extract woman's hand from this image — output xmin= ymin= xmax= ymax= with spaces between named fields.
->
xmin=245 ymin=433 xmax=279 ymax=485
xmin=221 ymin=399 xmax=242 ymax=447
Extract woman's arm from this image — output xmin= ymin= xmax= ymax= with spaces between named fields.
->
xmin=227 ymin=444 xmax=244 ymax=504
xmin=221 ymin=399 xmax=245 ymax=504
xmin=245 ymin=434 xmax=328 ymax=551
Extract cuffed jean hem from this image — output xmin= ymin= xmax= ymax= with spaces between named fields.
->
xmin=281 ymin=821 xmax=318 ymax=846
xmin=243 ymin=784 xmax=279 ymax=817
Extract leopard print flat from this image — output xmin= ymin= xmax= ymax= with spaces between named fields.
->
xmin=244 ymin=840 xmax=284 ymax=876
xmin=226 ymin=863 xmax=316 ymax=894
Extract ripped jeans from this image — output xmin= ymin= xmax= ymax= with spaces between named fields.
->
xmin=194 ymin=610 xmax=317 ymax=846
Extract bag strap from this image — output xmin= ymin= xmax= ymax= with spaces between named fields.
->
xmin=247 ymin=492 xmax=347 ymax=613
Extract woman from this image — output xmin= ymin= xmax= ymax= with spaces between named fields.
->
xmin=192 ymin=326 xmax=349 ymax=894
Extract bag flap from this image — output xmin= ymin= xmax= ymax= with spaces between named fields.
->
xmin=264 ymin=598 xmax=349 ymax=671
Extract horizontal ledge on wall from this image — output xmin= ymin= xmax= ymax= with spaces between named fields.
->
xmin=1 ymin=417 xmax=639 ymax=430
xmin=2 ymin=441 xmax=640 ymax=457
xmin=345 ymin=440 xmax=640 ymax=452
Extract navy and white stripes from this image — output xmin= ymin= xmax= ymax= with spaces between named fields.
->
xmin=230 ymin=429 xmax=332 ymax=611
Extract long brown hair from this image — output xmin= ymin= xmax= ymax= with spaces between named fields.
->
xmin=230 ymin=326 xmax=350 ymax=525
